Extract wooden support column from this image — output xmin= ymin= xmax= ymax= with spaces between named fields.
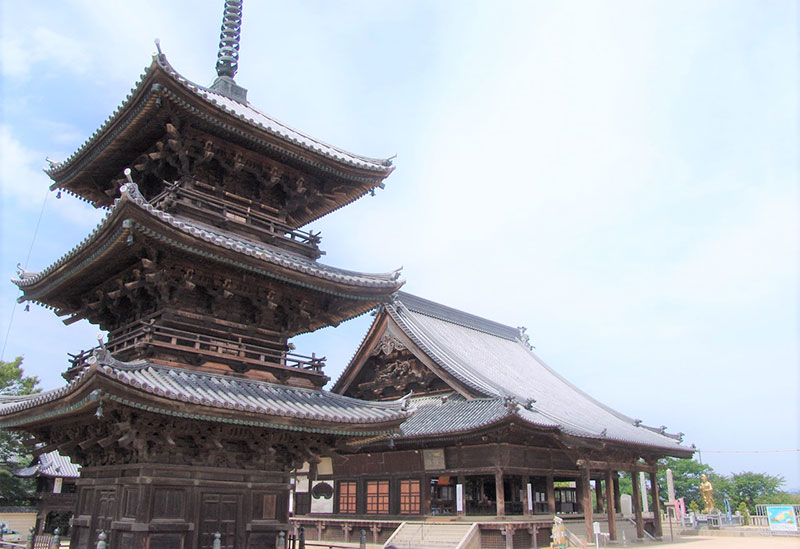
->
xmin=422 ymin=475 xmax=431 ymax=516
xmin=546 ymin=474 xmax=556 ymax=514
xmin=595 ymin=478 xmax=604 ymax=512
xmin=527 ymin=525 xmax=539 ymax=549
xmin=579 ymin=464 xmax=593 ymax=542
xmin=613 ymin=472 xmax=621 ymax=513
xmin=457 ymin=474 xmax=465 ymax=516
xmin=495 ymin=469 xmax=505 ymax=517
xmin=522 ymin=474 xmax=531 ymax=516
xmin=649 ymin=470 xmax=663 ymax=539
xmin=630 ymin=469 xmax=644 ymax=540
xmin=503 ymin=525 xmax=515 ymax=549
xmin=605 ymin=470 xmax=617 ymax=541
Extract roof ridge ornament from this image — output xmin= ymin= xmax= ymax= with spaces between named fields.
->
xmin=210 ymin=0 xmax=248 ymax=103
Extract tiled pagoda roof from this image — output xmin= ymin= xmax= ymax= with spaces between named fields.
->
xmin=0 ymin=351 xmax=411 ymax=437
xmin=13 ymin=182 xmax=403 ymax=304
xmin=346 ymin=292 xmax=690 ymax=455
xmin=44 ymin=53 xmax=394 ymax=224
xmin=15 ymin=451 xmax=80 ymax=479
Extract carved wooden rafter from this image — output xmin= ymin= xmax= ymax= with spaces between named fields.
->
xmin=63 ymin=250 xmax=355 ymax=336
xmin=30 ymin=404 xmax=337 ymax=471
xmin=125 ymin=123 xmax=353 ymax=225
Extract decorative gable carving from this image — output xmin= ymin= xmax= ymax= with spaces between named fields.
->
xmin=345 ymin=344 xmax=447 ymax=400
xmin=370 ymin=334 xmax=406 ymax=356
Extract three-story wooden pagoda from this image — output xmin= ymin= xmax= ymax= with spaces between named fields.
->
xmin=0 ymin=2 xmax=409 ymax=548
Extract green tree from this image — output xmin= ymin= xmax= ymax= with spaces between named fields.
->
xmin=756 ymin=491 xmax=800 ymax=506
xmin=0 ymin=357 xmax=40 ymax=506
xmin=715 ymin=472 xmax=784 ymax=512
xmin=657 ymin=457 xmax=714 ymax=508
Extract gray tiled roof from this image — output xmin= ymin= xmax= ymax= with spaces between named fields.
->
xmin=13 ymin=182 xmax=403 ymax=295
xmin=45 ymin=54 xmax=393 ymax=180
xmin=395 ymin=293 xmax=520 ymax=340
xmin=15 ymin=451 xmax=80 ymax=479
xmin=398 ymin=394 xmax=515 ymax=438
xmin=387 ymin=294 xmax=688 ymax=453
xmin=0 ymin=352 xmax=411 ymax=435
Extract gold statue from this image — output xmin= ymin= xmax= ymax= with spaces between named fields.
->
xmin=700 ymin=473 xmax=716 ymax=513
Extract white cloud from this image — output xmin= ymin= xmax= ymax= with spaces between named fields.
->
xmin=1 ymin=26 xmax=89 ymax=80
xmin=0 ymin=125 xmax=105 ymax=229
xmin=0 ymin=126 xmax=49 ymax=208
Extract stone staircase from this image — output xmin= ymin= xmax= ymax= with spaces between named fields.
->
xmin=384 ymin=522 xmax=474 ymax=549
xmin=563 ymin=517 xmax=662 ymax=546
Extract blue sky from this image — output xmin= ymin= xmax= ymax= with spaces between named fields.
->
xmin=1 ymin=1 xmax=797 ymax=489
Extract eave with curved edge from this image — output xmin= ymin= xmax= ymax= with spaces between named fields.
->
xmin=0 ymin=350 xmax=412 ymax=437
xmin=333 ymin=292 xmax=693 ymax=458
xmin=44 ymin=53 xmax=395 ymax=227
xmin=12 ymin=182 xmax=403 ymax=331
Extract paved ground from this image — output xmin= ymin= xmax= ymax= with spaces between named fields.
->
xmin=652 ymin=536 xmax=800 ymax=549
xmin=327 ymin=535 xmax=800 ymax=548
xmin=651 ymin=536 xmax=799 ymax=548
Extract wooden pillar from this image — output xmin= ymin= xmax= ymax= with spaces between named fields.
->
xmin=613 ymin=472 xmax=621 ymax=513
xmin=522 ymin=474 xmax=531 ymax=516
xmin=457 ymin=475 xmax=466 ymax=516
xmin=580 ymin=465 xmax=593 ymax=542
xmin=649 ymin=470 xmax=663 ymax=539
xmin=546 ymin=474 xmax=556 ymax=514
xmin=630 ymin=469 xmax=644 ymax=540
xmin=503 ymin=525 xmax=515 ymax=549
xmin=595 ymin=478 xmax=604 ymax=512
xmin=422 ymin=475 xmax=431 ymax=516
xmin=528 ymin=525 xmax=539 ymax=549
xmin=495 ymin=469 xmax=505 ymax=517
xmin=605 ymin=470 xmax=617 ymax=541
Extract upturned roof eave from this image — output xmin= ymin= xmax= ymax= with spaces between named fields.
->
xmin=389 ymin=404 xmax=690 ymax=456
xmin=0 ymin=359 xmax=411 ymax=437
xmin=14 ymin=184 xmax=403 ymax=306
xmin=45 ymin=54 xmax=395 ymax=203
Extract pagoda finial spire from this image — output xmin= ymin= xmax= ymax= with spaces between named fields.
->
xmin=215 ymin=0 xmax=243 ymax=79
xmin=210 ymin=0 xmax=248 ymax=103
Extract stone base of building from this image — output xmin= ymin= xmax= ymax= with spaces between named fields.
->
xmin=71 ymin=463 xmax=289 ymax=549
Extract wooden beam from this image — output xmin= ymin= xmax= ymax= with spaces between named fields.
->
xmin=78 ymin=436 xmax=101 ymax=450
xmin=32 ymin=441 xmax=61 ymax=458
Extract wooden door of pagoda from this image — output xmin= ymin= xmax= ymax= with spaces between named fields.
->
xmin=94 ymin=490 xmax=115 ymax=547
xmin=199 ymin=493 xmax=241 ymax=549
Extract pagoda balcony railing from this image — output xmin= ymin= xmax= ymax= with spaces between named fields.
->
xmin=151 ymin=183 xmax=322 ymax=258
xmin=67 ymin=321 xmax=325 ymax=377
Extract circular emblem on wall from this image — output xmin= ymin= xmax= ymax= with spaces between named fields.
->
xmin=311 ymin=481 xmax=333 ymax=499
